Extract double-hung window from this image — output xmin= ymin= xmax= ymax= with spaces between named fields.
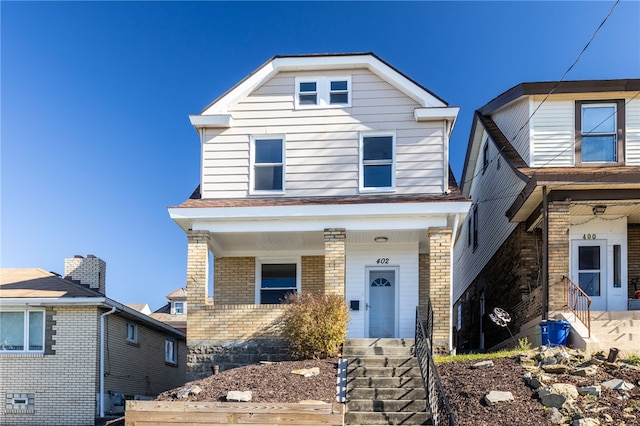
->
xmin=257 ymin=260 xmax=299 ymax=304
xmin=576 ymin=100 xmax=624 ymax=165
xmin=361 ymin=134 xmax=395 ymax=191
xmin=172 ymin=301 xmax=185 ymax=315
xmin=295 ymin=76 xmax=351 ymax=108
xmin=0 ymin=310 xmax=44 ymax=352
xmin=251 ymin=136 xmax=285 ymax=193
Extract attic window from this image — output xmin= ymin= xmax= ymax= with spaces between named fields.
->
xmin=295 ymin=76 xmax=351 ymax=108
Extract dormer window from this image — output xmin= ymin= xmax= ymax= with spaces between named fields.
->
xmin=295 ymin=76 xmax=351 ymax=108
xmin=172 ymin=301 xmax=185 ymax=315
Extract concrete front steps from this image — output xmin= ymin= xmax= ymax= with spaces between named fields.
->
xmin=343 ymin=338 xmax=432 ymax=425
xmin=558 ymin=311 xmax=640 ymax=354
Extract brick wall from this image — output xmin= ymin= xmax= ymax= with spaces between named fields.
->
xmin=214 ymin=257 xmax=255 ymax=305
xmin=455 ymin=223 xmax=542 ymax=351
xmin=0 ymin=306 xmax=99 ymax=426
xmin=104 ymin=313 xmax=186 ymax=397
xmin=324 ymin=229 xmax=346 ymax=296
xmin=302 ymin=256 xmax=324 ymax=293
xmin=428 ymin=227 xmax=452 ymax=354
xmin=418 ymin=253 xmax=430 ymax=316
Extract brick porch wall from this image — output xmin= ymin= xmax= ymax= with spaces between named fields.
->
xmin=324 ymin=228 xmax=346 ymax=296
xmin=548 ymin=200 xmax=570 ymax=312
xmin=214 ymin=257 xmax=255 ymax=305
xmin=628 ymin=224 xmax=640 ymax=299
xmin=418 ymin=253 xmax=430 ymax=317
xmin=302 ymin=256 xmax=324 ymax=293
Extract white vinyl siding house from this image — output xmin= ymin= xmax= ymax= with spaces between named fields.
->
xmin=199 ymin=69 xmax=447 ymax=199
xmin=491 ymin=97 xmax=531 ymax=164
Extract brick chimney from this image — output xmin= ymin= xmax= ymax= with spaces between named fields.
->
xmin=64 ymin=254 xmax=106 ymax=295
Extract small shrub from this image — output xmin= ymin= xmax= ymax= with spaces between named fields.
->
xmin=281 ymin=292 xmax=349 ymax=359
xmin=623 ymin=352 xmax=640 ymax=366
xmin=516 ymin=337 xmax=532 ymax=352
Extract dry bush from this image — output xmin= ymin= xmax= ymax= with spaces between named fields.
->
xmin=282 ymin=292 xmax=349 ymax=359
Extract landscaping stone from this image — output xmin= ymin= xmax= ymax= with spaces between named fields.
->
xmin=571 ymin=418 xmax=600 ymax=426
xmin=176 ymin=385 xmax=202 ymax=399
xmin=572 ymin=366 xmax=598 ymax=377
xmin=483 ymin=390 xmax=514 ymax=406
xmin=291 ymin=367 xmax=320 ymax=377
xmin=542 ymin=364 xmax=572 ymax=374
xmin=226 ymin=390 xmax=252 ymax=402
xmin=601 ymin=379 xmax=635 ymax=390
xmin=578 ymin=385 xmax=601 ymax=397
xmin=472 ymin=360 xmax=494 ymax=369
xmin=537 ymin=383 xmax=579 ymax=408
xmin=549 ymin=407 xmax=565 ymax=424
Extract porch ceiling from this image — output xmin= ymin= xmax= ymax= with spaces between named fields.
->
xmin=209 ymin=229 xmax=433 ymax=257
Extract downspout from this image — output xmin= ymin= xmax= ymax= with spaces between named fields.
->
xmin=450 ymin=213 xmax=460 ymax=354
xmin=100 ymin=305 xmax=117 ymax=418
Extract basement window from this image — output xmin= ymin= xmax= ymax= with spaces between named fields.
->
xmin=5 ymin=393 xmax=35 ymax=414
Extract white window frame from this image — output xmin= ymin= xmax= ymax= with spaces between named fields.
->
xmin=164 ymin=337 xmax=177 ymax=364
xmin=0 ymin=309 xmax=45 ymax=353
xmin=359 ymin=132 xmax=396 ymax=193
xmin=295 ymin=76 xmax=351 ymax=109
xmin=250 ymin=135 xmax=286 ymax=195
xmin=172 ymin=301 xmax=185 ymax=315
xmin=126 ymin=322 xmax=138 ymax=343
xmin=255 ymin=257 xmax=302 ymax=304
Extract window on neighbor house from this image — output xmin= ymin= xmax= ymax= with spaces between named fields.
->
xmin=172 ymin=301 xmax=185 ymax=315
xmin=126 ymin=322 xmax=138 ymax=343
xmin=5 ymin=393 xmax=35 ymax=414
xmin=259 ymin=263 xmax=297 ymax=304
xmin=457 ymin=304 xmax=462 ymax=331
xmin=470 ymin=204 xmax=478 ymax=250
xmin=576 ymin=100 xmax=625 ymax=165
xmin=482 ymin=142 xmax=489 ymax=173
xmin=165 ymin=338 xmax=177 ymax=364
xmin=252 ymin=137 xmax=284 ymax=192
xmin=361 ymin=134 xmax=395 ymax=191
xmin=0 ymin=310 xmax=44 ymax=352
xmin=295 ymin=77 xmax=351 ymax=108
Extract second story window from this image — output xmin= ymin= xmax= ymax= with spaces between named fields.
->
xmin=482 ymin=141 xmax=490 ymax=173
xmin=172 ymin=301 xmax=185 ymax=315
xmin=298 ymin=82 xmax=317 ymax=105
xmin=361 ymin=134 xmax=395 ymax=191
xmin=251 ymin=136 xmax=285 ymax=193
xmin=576 ymin=100 xmax=624 ymax=165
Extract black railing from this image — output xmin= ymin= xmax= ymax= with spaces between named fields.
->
xmin=415 ymin=305 xmax=456 ymax=426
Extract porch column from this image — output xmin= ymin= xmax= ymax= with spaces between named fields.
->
xmin=324 ymin=228 xmax=346 ymax=296
xmin=547 ymin=200 xmax=570 ymax=312
xmin=186 ymin=230 xmax=210 ymax=315
xmin=428 ymin=227 xmax=452 ymax=354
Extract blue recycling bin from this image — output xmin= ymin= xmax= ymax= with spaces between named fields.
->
xmin=540 ymin=320 xmax=570 ymax=347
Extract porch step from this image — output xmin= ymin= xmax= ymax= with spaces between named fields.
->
xmin=589 ymin=311 xmax=640 ymax=353
xmin=343 ymin=339 xmax=431 ymax=425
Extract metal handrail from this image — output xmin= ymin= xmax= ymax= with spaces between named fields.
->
xmin=415 ymin=305 xmax=456 ymax=426
xmin=562 ymin=275 xmax=591 ymax=338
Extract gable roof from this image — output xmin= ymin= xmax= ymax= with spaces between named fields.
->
xmin=195 ymin=52 xmax=450 ymax=118
xmin=0 ymin=268 xmax=101 ymax=298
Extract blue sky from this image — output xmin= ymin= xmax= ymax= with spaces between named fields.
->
xmin=2 ymin=1 xmax=639 ymax=310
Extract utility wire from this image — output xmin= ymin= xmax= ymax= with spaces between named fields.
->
xmin=461 ymin=0 xmax=622 ymax=191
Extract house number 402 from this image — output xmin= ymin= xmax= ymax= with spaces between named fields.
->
xmin=583 ymin=234 xmax=597 ymax=240
xmin=376 ymin=258 xmax=390 ymax=264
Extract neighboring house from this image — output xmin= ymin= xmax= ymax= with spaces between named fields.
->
xmin=150 ymin=288 xmax=188 ymax=332
xmin=169 ymin=52 xmax=471 ymax=378
xmin=453 ymin=79 xmax=640 ymax=351
xmin=0 ymin=255 xmax=187 ymax=426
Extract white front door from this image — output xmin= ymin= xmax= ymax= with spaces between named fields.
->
xmin=367 ymin=269 xmax=396 ymax=338
xmin=571 ymin=240 xmax=607 ymax=310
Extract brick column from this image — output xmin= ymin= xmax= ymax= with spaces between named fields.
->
xmin=324 ymin=228 xmax=346 ymax=296
xmin=186 ymin=230 xmax=210 ymax=310
xmin=428 ymin=227 xmax=452 ymax=354
xmin=547 ymin=200 xmax=570 ymax=312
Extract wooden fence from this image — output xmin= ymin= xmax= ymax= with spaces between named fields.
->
xmin=124 ymin=400 xmax=343 ymax=425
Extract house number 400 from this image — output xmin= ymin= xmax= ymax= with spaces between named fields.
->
xmin=583 ymin=234 xmax=597 ymax=240
xmin=376 ymin=258 xmax=390 ymax=264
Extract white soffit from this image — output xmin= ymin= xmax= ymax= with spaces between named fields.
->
xmin=414 ymin=107 xmax=460 ymax=122
xmin=200 ymin=54 xmax=447 ymax=115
